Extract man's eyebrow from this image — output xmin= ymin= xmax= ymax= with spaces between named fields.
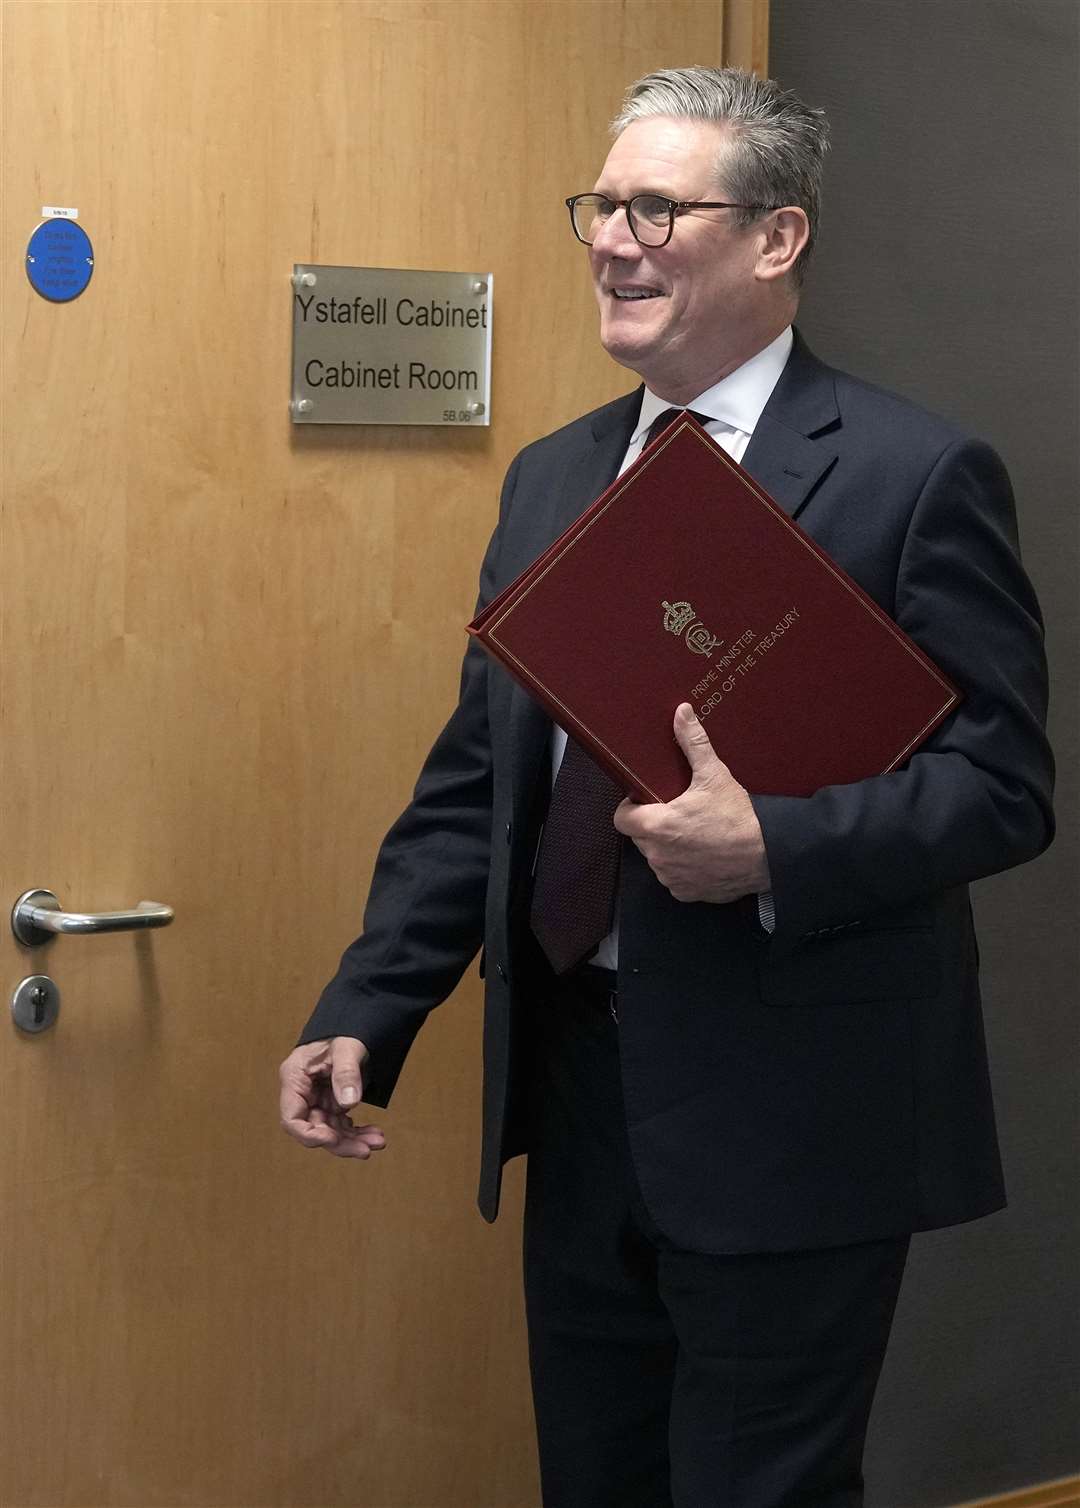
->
xmin=592 ymin=186 xmax=674 ymax=199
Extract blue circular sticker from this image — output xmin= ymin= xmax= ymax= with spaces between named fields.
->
xmin=26 ymin=219 xmax=94 ymax=302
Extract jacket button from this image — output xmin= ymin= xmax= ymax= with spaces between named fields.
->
xmin=505 ymin=822 xmax=512 ymax=844
xmin=496 ymin=963 xmax=507 ymax=981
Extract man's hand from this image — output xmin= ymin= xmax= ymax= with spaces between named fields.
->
xmin=279 ymin=1036 xmax=386 ymax=1159
xmin=614 ymin=703 xmax=771 ymax=903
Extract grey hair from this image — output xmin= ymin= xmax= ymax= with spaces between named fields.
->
xmin=611 ymin=66 xmax=830 ymax=284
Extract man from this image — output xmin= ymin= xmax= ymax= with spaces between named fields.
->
xmin=280 ymin=67 xmax=1053 ymax=1507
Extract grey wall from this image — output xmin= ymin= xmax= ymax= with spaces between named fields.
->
xmin=768 ymin=2 xmax=1079 ymax=1503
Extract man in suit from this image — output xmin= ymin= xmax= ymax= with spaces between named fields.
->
xmin=279 ymin=67 xmax=1053 ymax=1507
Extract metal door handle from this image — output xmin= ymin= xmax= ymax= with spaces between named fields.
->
xmin=11 ymin=889 xmax=175 ymax=946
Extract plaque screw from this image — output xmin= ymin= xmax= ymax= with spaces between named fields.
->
xmin=291 ymin=271 xmax=317 ymax=289
xmin=292 ymin=398 xmax=314 ymax=415
xmin=471 ymin=279 xmax=485 ymax=294
xmin=466 ymin=401 xmax=485 ymax=417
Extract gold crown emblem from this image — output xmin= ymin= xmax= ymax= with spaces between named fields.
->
xmin=662 ymin=599 xmax=719 ymax=658
xmin=662 ymin=600 xmax=695 ymax=636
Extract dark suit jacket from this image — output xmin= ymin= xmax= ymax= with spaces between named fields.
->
xmin=300 ymin=333 xmax=1053 ymax=1253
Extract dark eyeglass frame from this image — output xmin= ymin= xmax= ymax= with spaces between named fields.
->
xmin=565 ymin=192 xmax=779 ymax=248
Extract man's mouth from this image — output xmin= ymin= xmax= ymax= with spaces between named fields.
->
xmin=611 ymin=288 xmax=663 ymax=300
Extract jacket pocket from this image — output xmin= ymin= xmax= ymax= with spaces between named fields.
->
xmin=759 ymin=928 xmax=942 ymax=1007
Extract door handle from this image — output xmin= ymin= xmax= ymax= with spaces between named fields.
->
xmin=11 ymin=889 xmax=175 ymax=946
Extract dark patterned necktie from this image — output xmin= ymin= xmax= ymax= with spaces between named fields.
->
xmin=528 ymin=407 xmax=696 ymax=975
xmin=529 ymin=734 xmax=625 ymax=975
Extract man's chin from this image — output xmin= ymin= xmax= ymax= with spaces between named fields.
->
xmin=599 ymin=329 xmax=657 ymax=375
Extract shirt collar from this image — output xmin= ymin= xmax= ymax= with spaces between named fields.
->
xmin=631 ymin=326 xmax=794 ymax=444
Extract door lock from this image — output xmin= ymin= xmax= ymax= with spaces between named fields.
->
xmin=11 ymin=975 xmax=61 ymax=1033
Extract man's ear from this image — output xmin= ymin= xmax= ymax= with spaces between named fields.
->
xmin=754 ymin=207 xmax=810 ymax=283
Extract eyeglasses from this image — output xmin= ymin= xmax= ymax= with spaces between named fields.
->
xmin=566 ymin=193 xmax=778 ymax=249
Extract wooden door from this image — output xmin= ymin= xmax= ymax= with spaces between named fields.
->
xmin=0 ymin=4 xmax=764 ymax=1504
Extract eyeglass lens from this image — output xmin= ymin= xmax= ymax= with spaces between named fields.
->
xmin=572 ymin=195 xmax=673 ymax=247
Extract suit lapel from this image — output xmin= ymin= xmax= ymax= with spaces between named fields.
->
xmin=532 ymin=388 xmax=642 ymax=542
xmin=740 ymin=333 xmax=840 ymax=519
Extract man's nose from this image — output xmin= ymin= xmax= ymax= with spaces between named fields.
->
xmin=591 ymin=204 xmax=641 ymax=258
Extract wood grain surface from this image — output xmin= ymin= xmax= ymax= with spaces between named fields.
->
xmin=0 ymin=4 xmax=763 ymax=1505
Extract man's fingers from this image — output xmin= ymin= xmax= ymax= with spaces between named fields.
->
xmin=281 ymin=1111 xmax=336 ymax=1147
xmin=281 ymin=1107 xmax=386 ymax=1156
xmin=321 ymin=1120 xmax=387 ymax=1159
xmin=279 ymin=1073 xmax=322 ymax=1136
xmin=312 ymin=1085 xmax=387 ymax=1152
xmin=613 ymin=796 xmax=638 ymax=835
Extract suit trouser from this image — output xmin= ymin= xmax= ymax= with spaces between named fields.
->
xmin=522 ymin=969 xmax=910 ymax=1508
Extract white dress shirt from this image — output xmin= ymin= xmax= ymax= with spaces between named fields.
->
xmin=549 ymin=326 xmax=793 ymax=963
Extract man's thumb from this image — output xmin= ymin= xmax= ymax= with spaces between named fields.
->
xmin=673 ymin=702 xmax=720 ymax=775
xmin=331 ymin=1036 xmax=368 ymax=1108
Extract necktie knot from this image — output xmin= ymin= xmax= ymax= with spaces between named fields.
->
xmin=644 ymin=407 xmax=710 ymax=449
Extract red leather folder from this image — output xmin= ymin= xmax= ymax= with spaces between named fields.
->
xmin=468 ymin=414 xmax=961 ymax=802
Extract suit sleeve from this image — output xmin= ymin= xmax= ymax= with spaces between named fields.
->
xmin=295 ymin=454 xmax=522 ymax=1105
xmin=750 ymin=437 xmax=1054 ymax=954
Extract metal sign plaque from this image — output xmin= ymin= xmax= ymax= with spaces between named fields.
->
xmin=290 ymin=264 xmax=492 ymax=426
xmin=26 ymin=219 xmax=94 ymax=303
